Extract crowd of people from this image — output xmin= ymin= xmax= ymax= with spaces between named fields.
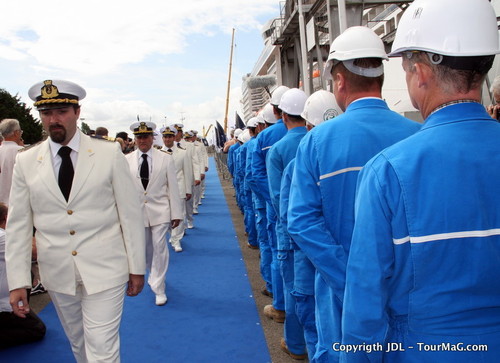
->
xmin=0 ymin=78 xmax=208 ymax=360
xmin=226 ymin=0 xmax=500 ymax=362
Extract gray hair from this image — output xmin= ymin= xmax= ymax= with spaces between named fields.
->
xmin=490 ymin=76 xmax=500 ymax=94
xmin=0 ymin=119 xmax=21 ymax=137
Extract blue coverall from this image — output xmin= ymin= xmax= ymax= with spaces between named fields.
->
xmin=267 ymin=126 xmax=308 ymax=355
xmin=281 ymin=159 xmax=318 ymax=360
xmin=246 ymin=137 xmax=272 ymax=292
xmin=342 ymin=102 xmax=500 ymax=363
xmin=236 ymin=140 xmax=257 ymax=247
xmin=288 ymin=98 xmax=420 ymax=362
xmin=249 ymin=120 xmax=287 ymax=311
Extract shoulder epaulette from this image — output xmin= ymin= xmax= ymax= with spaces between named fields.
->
xmin=177 ymin=144 xmax=186 ymax=150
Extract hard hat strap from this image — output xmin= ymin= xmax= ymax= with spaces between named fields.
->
xmin=342 ymin=60 xmax=384 ymax=78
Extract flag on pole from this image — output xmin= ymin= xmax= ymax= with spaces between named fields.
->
xmin=235 ymin=112 xmax=245 ymax=130
xmin=214 ymin=121 xmax=227 ymax=148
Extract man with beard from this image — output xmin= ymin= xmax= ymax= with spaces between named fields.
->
xmin=6 ymin=79 xmax=146 ymax=362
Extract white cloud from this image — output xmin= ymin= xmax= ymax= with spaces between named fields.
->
xmin=3 ymin=0 xmax=276 ymax=75
xmin=2 ymin=0 xmax=279 ymax=144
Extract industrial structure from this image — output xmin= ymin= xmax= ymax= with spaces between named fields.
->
xmin=241 ymin=0 xmax=500 ymax=123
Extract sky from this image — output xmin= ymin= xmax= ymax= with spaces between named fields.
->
xmin=0 ymin=0 xmax=280 ymax=144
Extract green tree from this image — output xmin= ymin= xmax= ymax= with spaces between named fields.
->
xmin=80 ymin=121 xmax=91 ymax=135
xmin=0 ymin=88 xmax=43 ymax=144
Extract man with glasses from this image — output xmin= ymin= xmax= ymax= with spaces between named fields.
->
xmin=126 ymin=121 xmax=182 ymax=305
xmin=0 ymin=119 xmax=24 ymax=205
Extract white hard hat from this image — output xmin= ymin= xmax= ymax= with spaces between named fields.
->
xmin=390 ymin=0 xmax=500 ymax=58
xmin=256 ymin=114 xmax=266 ymax=124
xmin=234 ymin=128 xmax=243 ymax=138
xmin=270 ymin=85 xmax=290 ymax=106
xmin=324 ymin=26 xmax=388 ymax=80
xmin=238 ymin=128 xmax=251 ymax=143
xmin=261 ymin=103 xmax=277 ymax=124
xmin=301 ymin=90 xmax=343 ymax=126
xmin=246 ymin=116 xmax=261 ymax=128
xmin=278 ymin=88 xmax=308 ymax=117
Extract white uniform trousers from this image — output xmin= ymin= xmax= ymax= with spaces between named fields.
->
xmin=145 ymin=223 xmax=170 ymax=295
xmin=185 ymin=189 xmax=195 ymax=227
xmin=200 ymin=178 xmax=206 ymax=198
xmin=193 ymin=183 xmax=202 ymax=210
xmin=49 ymin=272 xmax=126 ymax=363
xmin=169 ymin=198 xmax=186 ymax=248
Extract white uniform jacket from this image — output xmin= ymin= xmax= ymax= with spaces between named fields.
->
xmin=126 ymin=148 xmax=183 ymax=227
xmin=6 ymin=131 xmax=146 ymax=296
xmin=0 ymin=140 xmax=23 ymax=205
xmin=179 ymin=139 xmax=201 ymax=181
xmin=162 ymin=145 xmax=193 ymax=198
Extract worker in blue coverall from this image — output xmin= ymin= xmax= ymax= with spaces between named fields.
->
xmin=267 ymin=88 xmax=309 ymax=360
xmin=249 ymin=86 xmax=289 ymax=322
xmin=341 ymin=1 xmax=500 ymax=362
xmin=281 ymin=90 xmax=344 ymax=361
xmin=231 ymin=137 xmax=245 ymax=213
xmin=236 ymin=120 xmax=262 ymax=249
xmin=288 ymin=26 xmax=420 ymax=362
xmin=226 ymin=129 xmax=242 ymax=179
xmin=227 ymin=135 xmax=242 ymax=212
xmin=245 ymin=110 xmax=271 ymax=296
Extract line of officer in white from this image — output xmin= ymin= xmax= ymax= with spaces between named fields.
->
xmin=173 ymin=125 xmax=201 ymax=229
xmin=160 ymin=125 xmax=193 ymax=252
xmin=188 ymin=131 xmax=205 ymax=214
xmin=125 ymin=121 xmax=183 ymax=306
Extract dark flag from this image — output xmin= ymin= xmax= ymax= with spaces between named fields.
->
xmin=215 ymin=121 xmax=227 ymax=148
xmin=235 ymin=112 xmax=245 ymax=130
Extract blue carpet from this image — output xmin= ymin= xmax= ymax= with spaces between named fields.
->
xmin=1 ymin=157 xmax=270 ymax=363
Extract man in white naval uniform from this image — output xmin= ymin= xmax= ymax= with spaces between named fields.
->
xmin=161 ymin=125 xmax=193 ymax=252
xmin=126 ymin=121 xmax=183 ymax=306
xmin=173 ymin=124 xmax=201 ymax=229
xmin=188 ymin=131 xmax=205 ymax=214
xmin=197 ymin=135 xmax=209 ymax=201
xmin=7 ymin=79 xmax=146 ymax=362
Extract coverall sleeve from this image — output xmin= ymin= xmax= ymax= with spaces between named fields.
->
xmin=244 ymin=142 xmax=254 ymax=191
xmin=251 ymin=136 xmax=271 ymax=203
xmin=266 ymin=145 xmax=282 ymax=216
xmin=287 ymin=133 xmax=348 ymax=299
xmin=227 ymin=147 xmax=234 ymax=176
xmin=341 ymin=158 xmax=396 ymax=363
xmin=279 ymin=161 xmax=294 ymax=232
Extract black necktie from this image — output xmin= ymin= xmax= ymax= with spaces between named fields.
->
xmin=140 ymin=154 xmax=149 ymax=189
xmin=167 ymin=148 xmax=173 ymax=152
xmin=58 ymin=146 xmax=74 ymax=201
xmin=177 ymin=142 xmax=181 ymax=148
